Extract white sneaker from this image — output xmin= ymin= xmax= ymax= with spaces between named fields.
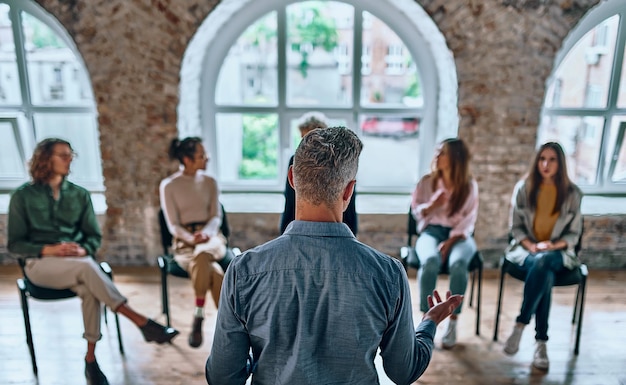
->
xmin=532 ymin=340 xmax=549 ymax=370
xmin=442 ymin=319 xmax=457 ymax=349
xmin=504 ymin=325 xmax=524 ymax=355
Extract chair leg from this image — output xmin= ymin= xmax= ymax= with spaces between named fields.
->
xmin=574 ymin=277 xmax=586 ymax=355
xmin=103 ymin=305 xmax=109 ymax=325
xmin=572 ymin=283 xmax=580 ymax=325
xmin=469 ymin=270 xmax=476 ymax=308
xmin=475 ymin=265 xmax=482 ymax=336
xmin=114 ymin=311 xmax=125 ymax=355
xmin=17 ymin=282 xmax=38 ymax=375
xmin=161 ymin=265 xmax=170 ymax=328
xmin=493 ymin=263 xmax=506 ymax=342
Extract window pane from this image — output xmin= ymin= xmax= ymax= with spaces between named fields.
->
xmin=545 ymin=15 xmax=619 ymax=109
xmin=216 ymin=113 xmax=279 ymax=183
xmin=610 ymin=123 xmax=626 ymax=183
xmin=605 ymin=116 xmax=626 ymax=183
xmin=361 ymin=12 xmax=422 ymax=107
xmin=538 ymin=115 xmax=603 ymax=185
xmin=617 ymin=42 xmax=626 ymax=108
xmin=357 ymin=114 xmax=420 ymax=189
xmin=0 ymin=4 xmax=22 ymax=105
xmin=0 ymin=120 xmax=26 ymax=179
xmin=286 ymin=2 xmax=351 ymax=106
xmin=21 ymin=12 xmax=93 ymax=106
xmin=216 ymin=12 xmax=277 ymax=106
xmin=33 ymin=113 xmax=103 ymax=188
xmin=289 ymin=114 xmax=347 ymax=152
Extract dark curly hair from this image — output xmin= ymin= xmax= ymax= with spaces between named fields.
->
xmin=29 ymin=138 xmax=72 ymax=184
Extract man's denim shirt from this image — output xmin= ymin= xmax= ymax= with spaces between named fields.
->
xmin=206 ymin=221 xmax=436 ymax=385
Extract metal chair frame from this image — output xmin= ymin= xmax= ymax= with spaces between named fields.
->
xmin=157 ymin=203 xmax=241 ymax=327
xmin=400 ymin=208 xmax=483 ymax=336
xmin=16 ymin=258 xmax=124 ymax=375
xmin=492 ymin=229 xmax=587 ymax=355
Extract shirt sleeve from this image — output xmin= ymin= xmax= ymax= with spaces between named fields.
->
xmin=7 ymin=189 xmax=44 ymax=257
xmin=378 ymin=265 xmax=436 ymax=384
xmin=78 ymin=191 xmax=102 ymax=256
xmin=410 ymin=175 xmax=432 ymax=223
xmin=559 ymin=187 xmax=583 ymax=251
xmin=206 ymin=262 xmax=253 ymax=385
xmin=510 ymin=180 xmax=530 ymax=244
xmin=202 ymin=177 xmax=222 ymax=237
xmin=160 ymin=178 xmax=195 ymax=245
xmin=449 ymin=179 xmax=479 ymax=238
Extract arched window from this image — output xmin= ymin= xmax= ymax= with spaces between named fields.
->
xmin=0 ymin=0 xmax=102 ymax=192
xmin=540 ymin=0 xmax=626 ymax=193
xmin=180 ymin=0 xmax=456 ymax=204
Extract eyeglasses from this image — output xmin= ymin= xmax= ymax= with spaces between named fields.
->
xmin=53 ymin=151 xmax=77 ymax=161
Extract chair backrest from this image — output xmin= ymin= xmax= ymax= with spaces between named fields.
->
xmin=158 ymin=203 xmax=231 ymax=255
xmin=406 ymin=207 xmax=418 ymax=246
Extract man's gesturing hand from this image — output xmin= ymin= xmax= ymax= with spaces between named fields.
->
xmin=422 ymin=290 xmax=463 ymax=325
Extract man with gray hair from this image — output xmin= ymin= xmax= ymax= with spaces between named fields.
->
xmin=206 ymin=126 xmax=461 ymax=384
xmin=279 ymin=112 xmax=358 ymax=235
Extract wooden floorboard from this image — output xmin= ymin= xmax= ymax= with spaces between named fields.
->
xmin=0 ymin=265 xmax=624 ymax=385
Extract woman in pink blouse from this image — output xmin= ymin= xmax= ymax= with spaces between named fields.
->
xmin=410 ymin=138 xmax=479 ymax=349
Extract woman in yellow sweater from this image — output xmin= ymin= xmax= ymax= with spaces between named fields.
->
xmin=502 ymin=142 xmax=583 ymax=371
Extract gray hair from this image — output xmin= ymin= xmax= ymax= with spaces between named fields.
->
xmin=298 ymin=111 xmax=328 ymax=134
xmin=293 ymin=126 xmax=363 ymax=207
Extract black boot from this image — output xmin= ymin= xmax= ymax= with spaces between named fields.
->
xmin=85 ymin=360 xmax=109 ymax=385
xmin=188 ymin=316 xmax=204 ymax=348
xmin=140 ymin=319 xmax=179 ymax=344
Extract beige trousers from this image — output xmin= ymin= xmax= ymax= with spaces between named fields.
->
xmin=25 ymin=256 xmax=127 ymax=343
xmin=173 ymin=233 xmax=227 ymax=307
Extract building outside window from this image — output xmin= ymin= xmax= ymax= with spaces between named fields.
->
xmin=540 ymin=0 xmax=626 ymax=192
xmin=197 ymin=0 xmax=446 ymax=196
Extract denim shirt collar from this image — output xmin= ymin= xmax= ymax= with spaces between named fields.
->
xmin=284 ymin=220 xmax=355 ymax=238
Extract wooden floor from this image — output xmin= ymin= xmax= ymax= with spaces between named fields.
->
xmin=0 ymin=265 xmax=625 ymax=385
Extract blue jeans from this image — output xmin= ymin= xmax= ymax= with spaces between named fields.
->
xmin=516 ymin=250 xmax=565 ymax=341
xmin=416 ymin=225 xmax=476 ymax=314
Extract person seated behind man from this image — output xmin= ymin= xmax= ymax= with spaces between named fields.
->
xmin=280 ymin=112 xmax=357 ymax=235
xmin=160 ymin=137 xmax=228 ymax=348
xmin=206 ymin=126 xmax=462 ymax=385
xmin=8 ymin=138 xmax=179 ymax=385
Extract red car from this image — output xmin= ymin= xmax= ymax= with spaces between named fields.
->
xmin=361 ymin=117 xmax=419 ymax=137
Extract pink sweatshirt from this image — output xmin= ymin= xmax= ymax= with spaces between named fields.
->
xmin=410 ymin=174 xmax=479 ymax=238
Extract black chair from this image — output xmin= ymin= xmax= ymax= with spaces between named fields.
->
xmin=16 ymin=258 xmax=124 ymax=375
xmin=157 ymin=203 xmax=242 ymax=327
xmin=492 ymin=228 xmax=587 ymax=355
xmin=400 ymin=208 xmax=483 ymax=336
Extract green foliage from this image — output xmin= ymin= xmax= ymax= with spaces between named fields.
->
xmin=239 ymin=114 xmax=278 ymax=179
xmin=288 ymin=2 xmax=338 ymax=77
xmin=404 ymin=73 xmax=422 ymax=98
xmin=243 ymin=13 xmax=276 ymax=47
xmin=22 ymin=13 xmax=65 ymax=49
xmin=240 ymin=3 xmax=339 ymax=79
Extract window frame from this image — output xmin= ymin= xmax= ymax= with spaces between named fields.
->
xmin=0 ymin=0 xmax=102 ymax=192
xmin=541 ymin=0 xmax=626 ymax=195
xmin=197 ymin=0 xmax=446 ymax=194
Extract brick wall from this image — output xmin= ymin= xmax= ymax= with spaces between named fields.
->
xmin=3 ymin=0 xmax=623 ymax=269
